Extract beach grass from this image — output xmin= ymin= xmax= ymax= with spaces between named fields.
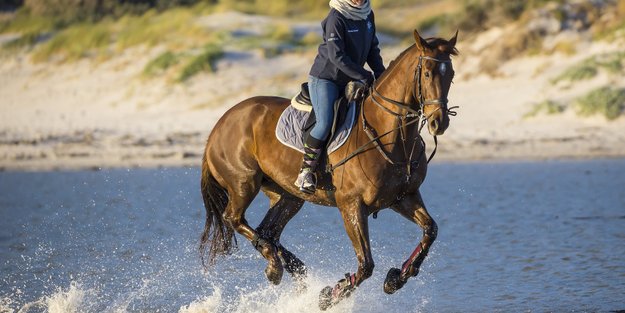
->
xmin=574 ymin=87 xmax=625 ymax=120
xmin=177 ymin=44 xmax=224 ymax=82
xmin=143 ymin=51 xmax=180 ymax=77
xmin=31 ymin=21 xmax=112 ymax=62
xmin=524 ymin=100 xmax=566 ymax=118
xmin=551 ymin=51 xmax=625 ymax=85
xmin=1 ymin=31 xmax=41 ymax=51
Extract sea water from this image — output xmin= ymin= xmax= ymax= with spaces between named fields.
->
xmin=1 ymin=159 xmax=624 ymax=312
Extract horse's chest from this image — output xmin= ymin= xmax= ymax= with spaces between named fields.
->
xmin=364 ymin=172 xmax=422 ymax=207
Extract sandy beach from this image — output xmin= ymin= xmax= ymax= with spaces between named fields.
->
xmin=1 ymin=12 xmax=624 ymax=171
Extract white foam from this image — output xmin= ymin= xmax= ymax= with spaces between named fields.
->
xmin=178 ymin=276 xmax=356 ymax=313
xmin=1 ymin=296 xmax=16 ymax=313
xmin=44 ymin=283 xmax=87 ymax=313
xmin=178 ymin=287 xmax=222 ymax=313
xmin=9 ymin=282 xmax=89 ymax=313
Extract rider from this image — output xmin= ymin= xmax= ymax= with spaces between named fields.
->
xmin=295 ymin=0 xmax=386 ymax=194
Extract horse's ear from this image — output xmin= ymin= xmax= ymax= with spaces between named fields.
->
xmin=448 ymin=30 xmax=459 ymax=48
xmin=413 ymin=29 xmax=429 ymax=51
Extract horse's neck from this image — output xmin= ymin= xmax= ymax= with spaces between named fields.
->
xmin=362 ymin=48 xmax=419 ymax=144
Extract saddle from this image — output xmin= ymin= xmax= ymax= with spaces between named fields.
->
xmin=291 ymin=81 xmax=366 ymax=142
xmin=278 ymin=81 xmax=366 ymax=191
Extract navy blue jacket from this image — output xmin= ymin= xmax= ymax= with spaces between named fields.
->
xmin=309 ymin=9 xmax=385 ymax=87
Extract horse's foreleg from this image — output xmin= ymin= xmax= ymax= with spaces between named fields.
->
xmin=256 ymin=188 xmax=307 ymax=280
xmin=319 ymin=204 xmax=373 ymax=311
xmin=385 ymin=191 xmax=437 ymax=294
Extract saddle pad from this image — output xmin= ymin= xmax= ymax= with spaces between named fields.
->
xmin=276 ymin=102 xmax=357 ymax=155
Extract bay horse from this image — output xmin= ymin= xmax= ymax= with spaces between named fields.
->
xmin=200 ymin=29 xmax=458 ymax=310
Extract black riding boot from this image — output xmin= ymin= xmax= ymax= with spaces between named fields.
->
xmin=294 ymin=135 xmax=325 ymax=194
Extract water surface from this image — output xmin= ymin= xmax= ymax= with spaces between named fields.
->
xmin=1 ymin=159 xmax=624 ymax=312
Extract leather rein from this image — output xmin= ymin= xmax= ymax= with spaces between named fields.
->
xmin=328 ymin=55 xmax=457 ymax=182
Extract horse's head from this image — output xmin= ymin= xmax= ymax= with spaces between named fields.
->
xmin=413 ymin=29 xmax=458 ymax=136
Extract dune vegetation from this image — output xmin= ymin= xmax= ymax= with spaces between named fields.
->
xmin=2 ymin=0 xmax=625 ymax=117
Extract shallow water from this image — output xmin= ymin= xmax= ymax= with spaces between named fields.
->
xmin=1 ymin=159 xmax=624 ymax=312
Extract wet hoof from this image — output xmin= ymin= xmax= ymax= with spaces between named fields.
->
xmin=265 ymin=259 xmax=284 ymax=285
xmin=318 ymin=286 xmax=334 ymax=311
xmin=318 ymin=274 xmax=355 ymax=310
xmin=383 ymin=267 xmax=406 ymax=294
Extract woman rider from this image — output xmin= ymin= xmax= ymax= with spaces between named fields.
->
xmin=295 ymin=0 xmax=386 ymax=193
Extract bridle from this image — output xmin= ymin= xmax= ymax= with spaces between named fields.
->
xmin=327 ymin=54 xmax=457 ymax=182
xmin=372 ymin=55 xmax=455 ymax=123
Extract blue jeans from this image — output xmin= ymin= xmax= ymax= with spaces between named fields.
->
xmin=308 ymin=75 xmax=339 ymax=142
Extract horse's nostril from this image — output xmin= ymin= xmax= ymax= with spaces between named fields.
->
xmin=430 ymin=120 xmax=439 ymax=132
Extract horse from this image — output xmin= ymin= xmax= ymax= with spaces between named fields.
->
xmin=200 ymin=29 xmax=458 ymax=310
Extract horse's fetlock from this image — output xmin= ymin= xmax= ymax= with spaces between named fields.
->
xmin=426 ymin=220 xmax=438 ymax=241
xmin=222 ymin=212 xmax=239 ymax=228
xmin=360 ymin=262 xmax=375 ymax=280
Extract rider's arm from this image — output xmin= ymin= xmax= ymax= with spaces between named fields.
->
xmin=367 ymin=12 xmax=386 ymax=79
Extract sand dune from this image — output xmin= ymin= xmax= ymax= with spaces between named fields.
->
xmin=1 ymin=12 xmax=624 ymax=171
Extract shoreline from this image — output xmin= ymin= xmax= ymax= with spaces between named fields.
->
xmin=2 ymin=139 xmax=623 ymax=172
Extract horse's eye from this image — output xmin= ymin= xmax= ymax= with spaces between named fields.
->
xmin=425 ymin=72 xmax=430 ymax=78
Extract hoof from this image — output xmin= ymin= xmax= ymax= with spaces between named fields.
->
xmin=383 ymin=268 xmax=406 ymax=294
xmin=265 ymin=260 xmax=284 ymax=285
xmin=318 ymin=286 xmax=333 ymax=311
xmin=318 ymin=274 xmax=355 ymax=310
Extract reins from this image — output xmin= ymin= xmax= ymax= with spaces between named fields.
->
xmin=327 ymin=55 xmax=458 ymax=182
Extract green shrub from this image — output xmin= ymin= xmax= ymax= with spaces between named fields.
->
xmin=260 ymin=45 xmax=286 ymax=58
xmin=552 ymin=51 xmax=625 ymax=84
xmin=575 ymin=87 xmax=625 ymax=120
xmin=0 ymin=11 xmax=57 ymax=34
xmin=595 ymin=51 xmax=625 ymax=74
xmin=177 ymin=44 xmax=224 ymax=82
xmin=551 ymin=63 xmax=598 ymax=84
xmin=298 ymin=31 xmax=320 ymax=47
xmin=116 ymin=8 xmax=206 ymax=50
xmin=418 ymin=14 xmax=450 ymax=32
xmin=1 ymin=31 xmax=41 ymax=50
xmin=267 ymin=24 xmax=295 ymax=43
xmin=32 ymin=22 xmax=111 ymax=62
xmin=524 ymin=100 xmax=566 ymax=118
xmin=143 ymin=51 xmax=179 ymax=76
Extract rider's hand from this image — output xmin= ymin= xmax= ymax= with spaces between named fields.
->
xmin=363 ymin=71 xmax=374 ymax=87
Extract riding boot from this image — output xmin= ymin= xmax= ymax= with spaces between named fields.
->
xmin=294 ymin=136 xmax=325 ymax=194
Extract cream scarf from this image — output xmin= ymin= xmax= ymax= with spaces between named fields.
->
xmin=329 ymin=0 xmax=371 ymax=21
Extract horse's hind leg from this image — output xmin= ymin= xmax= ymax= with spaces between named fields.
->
xmin=385 ymin=191 xmax=437 ymax=294
xmin=257 ymin=183 xmax=307 ymax=280
xmin=221 ymin=173 xmax=284 ymax=285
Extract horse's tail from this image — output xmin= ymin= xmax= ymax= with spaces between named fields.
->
xmin=199 ymin=153 xmax=236 ymax=268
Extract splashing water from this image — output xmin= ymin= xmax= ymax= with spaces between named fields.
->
xmin=6 ymin=283 xmax=88 ymax=313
